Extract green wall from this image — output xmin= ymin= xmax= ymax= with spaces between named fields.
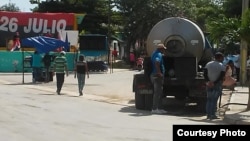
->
xmin=0 ymin=51 xmax=77 ymax=72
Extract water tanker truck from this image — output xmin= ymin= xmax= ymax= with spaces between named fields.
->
xmin=132 ymin=17 xmax=214 ymax=111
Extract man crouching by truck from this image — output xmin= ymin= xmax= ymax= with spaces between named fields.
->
xmin=150 ymin=43 xmax=168 ymax=114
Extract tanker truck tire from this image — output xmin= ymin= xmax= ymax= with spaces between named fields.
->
xmin=144 ymin=94 xmax=153 ymax=110
xmin=135 ymin=91 xmax=145 ymax=110
xmin=196 ymin=98 xmax=207 ymax=113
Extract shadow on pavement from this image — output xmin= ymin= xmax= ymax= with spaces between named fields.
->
xmin=5 ymin=82 xmax=43 ymax=85
xmin=119 ymin=106 xmax=152 ymax=117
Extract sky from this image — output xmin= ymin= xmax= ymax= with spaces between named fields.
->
xmin=1 ymin=0 xmax=45 ymax=12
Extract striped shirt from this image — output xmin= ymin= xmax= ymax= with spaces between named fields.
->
xmin=54 ymin=56 xmax=67 ymax=73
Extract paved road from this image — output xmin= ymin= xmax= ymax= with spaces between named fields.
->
xmin=0 ymin=75 xmax=219 ymax=141
xmin=0 ymin=69 xmax=137 ymax=104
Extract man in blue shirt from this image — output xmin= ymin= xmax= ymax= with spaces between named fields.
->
xmin=150 ymin=43 xmax=167 ymax=114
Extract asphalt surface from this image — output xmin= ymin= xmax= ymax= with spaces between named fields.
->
xmin=0 ymin=69 xmax=249 ymax=125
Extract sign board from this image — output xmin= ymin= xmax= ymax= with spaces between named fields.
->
xmin=0 ymin=11 xmax=75 ymax=47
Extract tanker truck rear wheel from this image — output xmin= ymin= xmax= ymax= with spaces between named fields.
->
xmin=135 ymin=91 xmax=145 ymax=110
xmin=196 ymin=98 xmax=207 ymax=113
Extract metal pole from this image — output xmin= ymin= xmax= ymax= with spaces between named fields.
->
xmin=108 ymin=0 xmax=113 ymax=73
xmin=240 ymin=0 xmax=249 ymax=85
xmin=22 ymin=47 xmax=24 ymax=84
xmin=107 ymin=0 xmax=111 ymax=65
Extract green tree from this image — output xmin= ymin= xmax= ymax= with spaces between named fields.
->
xmin=114 ymin=0 xmax=225 ymax=57
xmin=74 ymin=0 xmax=107 ymax=34
xmin=32 ymin=0 xmax=245 ymax=58
xmin=36 ymin=0 xmax=119 ymax=36
xmin=0 ymin=3 xmax=20 ymax=11
xmin=114 ymin=0 xmax=178 ymax=57
xmin=239 ymin=9 xmax=250 ymax=44
xmin=206 ymin=16 xmax=241 ymax=54
xmin=223 ymin=0 xmax=243 ymax=18
xmin=204 ymin=0 xmax=243 ymax=54
xmin=174 ymin=0 xmax=224 ymax=31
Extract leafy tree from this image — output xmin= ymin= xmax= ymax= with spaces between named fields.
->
xmin=239 ymin=9 xmax=250 ymax=44
xmin=32 ymin=0 xmax=247 ymax=59
xmin=113 ymin=0 xmax=227 ymax=58
xmin=36 ymin=0 xmax=120 ymax=36
xmin=78 ymin=0 xmax=112 ymax=35
xmin=114 ymin=0 xmax=178 ymax=57
xmin=223 ymin=0 xmax=243 ymax=18
xmin=0 ymin=3 xmax=20 ymax=11
xmin=174 ymin=0 xmax=224 ymax=31
xmin=206 ymin=16 xmax=240 ymax=44
xmin=204 ymin=0 xmax=245 ymax=54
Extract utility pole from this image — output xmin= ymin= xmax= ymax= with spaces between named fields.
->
xmin=241 ymin=0 xmax=250 ymax=110
xmin=107 ymin=0 xmax=113 ymax=73
xmin=240 ymin=0 xmax=249 ymax=85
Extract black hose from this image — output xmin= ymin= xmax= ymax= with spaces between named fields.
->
xmin=220 ymin=103 xmax=247 ymax=108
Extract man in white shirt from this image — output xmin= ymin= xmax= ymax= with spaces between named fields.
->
xmin=204 ymin=52 xmax=226 ymax=120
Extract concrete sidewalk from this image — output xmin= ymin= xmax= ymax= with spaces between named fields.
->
xmin=222 ymin=86 xmax=250 ymax=125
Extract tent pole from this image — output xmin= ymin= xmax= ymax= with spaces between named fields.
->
xmin=22 ymin=47 xmax=24 ymax=84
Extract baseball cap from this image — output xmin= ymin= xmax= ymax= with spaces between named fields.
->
xmin=215 ymin=52 xmax=224 ymax=59
xmin=156 ymin=43 xmax=166 ymax=49
xmin=215 ymin=52 xmax=224 ymax=57
xmin=60 ymin=51 xmax=66 ymax=55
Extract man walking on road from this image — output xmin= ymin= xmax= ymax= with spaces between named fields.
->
xmin=74 ymin=55 xmax=89 ymax=96
xmin=43 ymin=52 xmax=53 ymax=82
xmin=53 ymin=51 xmax=69 ymax=95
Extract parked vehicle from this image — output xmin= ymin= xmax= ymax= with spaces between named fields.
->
xmin=136 ymin=57 xmax=144 ymax=71
xmin=87 ymin=61 xmax=108 ymax=72
xmin=132 ymin=17 xmax=214 ymax=111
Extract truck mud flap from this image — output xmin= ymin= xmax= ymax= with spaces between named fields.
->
xmin=135 ymin=90 xmax=153 ymax=111
xmin=133 ymin=74 xmax=153 ymax=110
xmin=135 ymin=90 xmax=145 ymax=110
xmin=144 ymin=94 xmax=153 ymax=110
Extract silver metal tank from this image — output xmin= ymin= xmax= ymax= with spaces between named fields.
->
xmin=146 ymin=17 xmax=206 ymax=62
